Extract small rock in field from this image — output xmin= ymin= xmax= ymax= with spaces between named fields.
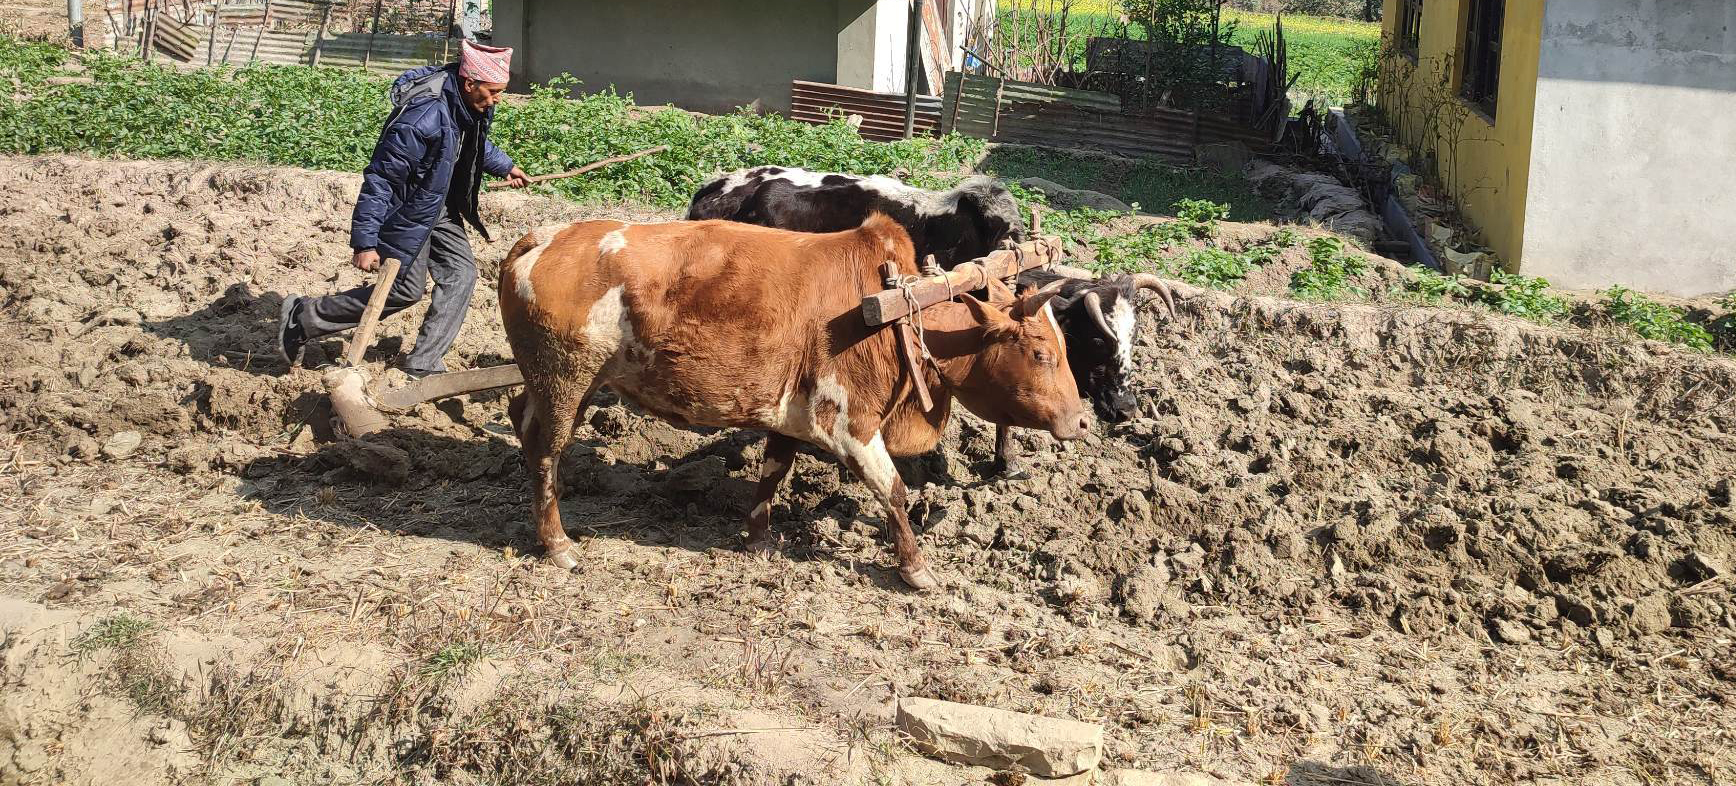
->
xmin=65 ymin=434 xmax=101 ymax=461
xmin=1491 ymin=617 xmax=1533 ymax=645
xmin=962 ymin=517 xmax=999 ymax=547
xmin=1687 ymin=550 xmax=1728 ymax=580
xmin=101 ymin=430 xmax=143 ymax=460
xmin=895 ymin=697 xmax=1102 ymax=777
xmin=1630 ymin=594 xmax=1673 ymax=634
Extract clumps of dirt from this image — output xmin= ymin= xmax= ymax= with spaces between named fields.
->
xmin=0 ymin=154 xmax=671 ymax=470
xmin=4 ymin=154 xmax=1736 ymax=785
xmin=917 ymin=292 xmax=1736 ymax=650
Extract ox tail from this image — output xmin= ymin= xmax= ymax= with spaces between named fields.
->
xmin=856 ymin=211 xmax=915 ymax=271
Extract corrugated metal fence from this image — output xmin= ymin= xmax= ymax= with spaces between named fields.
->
xmin=788 ymin=80 xmax=942 ymax=143
xmin=99 ymin=0 xmax=454 ymax=73
xmin=940 ymin=71 xmax=1269 ymax=164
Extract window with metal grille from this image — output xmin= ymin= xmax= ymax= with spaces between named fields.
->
xmin=1399 ymin=0 xmax=1423 ymax=60
xmin=1461 ymin=0 xmax=1503 ymax=118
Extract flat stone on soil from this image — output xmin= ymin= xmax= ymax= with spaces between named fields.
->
xmin=895 ymin=697 xmax=1103 ymax=777
xmin=101 ymin=430 xmax=142 ymax=460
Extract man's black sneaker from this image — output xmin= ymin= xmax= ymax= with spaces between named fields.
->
xmin=278 ymin=295 xmax=307 ymax=368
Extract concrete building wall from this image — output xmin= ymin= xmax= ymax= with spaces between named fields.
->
xmin=1521 ymin=0 xmax=1736 ymax=296
xmin=493 ymin=0 xmax=881 ymax=115
xmin=1378 ymin=0 xmax=1544 ymax=271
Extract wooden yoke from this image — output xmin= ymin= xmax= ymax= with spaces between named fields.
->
xmin=861 ymin=234 xmax=1063 ymax=327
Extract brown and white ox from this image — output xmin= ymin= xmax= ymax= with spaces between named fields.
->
xmin=497 ymin=213 xmax=1089 ymax=589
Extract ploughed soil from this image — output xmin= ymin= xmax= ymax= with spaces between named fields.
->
xmin=1 ymin=154 xmax=1734 ymax=786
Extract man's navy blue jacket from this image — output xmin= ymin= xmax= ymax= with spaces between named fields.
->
xmin=349 ymin=63 xmax=515 ymax=262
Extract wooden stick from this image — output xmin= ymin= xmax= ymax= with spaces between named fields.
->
xmin=206 ymin=3 xmax=217 ymax=65
xmin=486 ymin=145 xmax=669 ymax=189
xmin=345 ymin=257 xmax=400 ymax=368
xmin=860 ymin=236 xmax=1062 ymax=326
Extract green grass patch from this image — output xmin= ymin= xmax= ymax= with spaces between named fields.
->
xmin=978 ymin=145 xmax=1275 ymax=222
xmin=1602 ymin=286 xmax=1713 ymax=351
xmin=992 ymin=3 xmax=1380 ymax=105
xmin=420 ymin=642 xmax=486 ymax=681
xmin=71 ymin=614 xmax=156 ymax=655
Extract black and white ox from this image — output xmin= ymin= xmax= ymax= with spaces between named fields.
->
xmin=685 ymin=166 xmax=1179 ymax=472
xmin=685 ymin=166 xmax=1026 ymax=270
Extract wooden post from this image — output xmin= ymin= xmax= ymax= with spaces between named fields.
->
xmin=206 ymin=2 xmax=218 ymax=65
xmin=66 ymin=0 xmax=83 ymax=48
xmin=310 ymin=1 xmax=330 ymax=66
xmin=141 ymin=0 xmax=155 ymax=60
xmin=362 ymin=0 xmax=382 ymax=70
xmin=903 ymin=0 xmax=922 ymax=139
xmin=441 ymin=0 xmax=457 ymax=61
xmin=246 ymin=0 xmax=270 ymax=64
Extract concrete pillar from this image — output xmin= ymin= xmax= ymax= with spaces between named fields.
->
xmin=836 ymin=0 xmax=906 ymax=93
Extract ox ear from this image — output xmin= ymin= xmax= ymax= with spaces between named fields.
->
xmin=983 ymin=275 xmax=1018 ymax=305
xmin=1011 ymin=280 xmax=1067 ymax=321
xmin=959 ymin=293 xmax=1019 ymax=341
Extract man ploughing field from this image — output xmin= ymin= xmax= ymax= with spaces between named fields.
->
xmin=278 ymin=40 xmax=530 ymax=377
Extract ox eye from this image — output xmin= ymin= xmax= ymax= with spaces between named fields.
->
xmin=1033 ymin=349 xmax=1055 ymax=366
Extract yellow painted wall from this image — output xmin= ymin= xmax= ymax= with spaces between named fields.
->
xmin=1378 ymin=0 xmax=1542 ymax=271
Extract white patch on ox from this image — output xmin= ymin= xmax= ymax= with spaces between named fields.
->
xmin=751 ymin=500 xmax=772 ymax=520
xmin=848 ymin=432 xmax=900 ymax=499
xmin=511 ymin=225 xmax=561 ymax=306
xmin=760 ymin=453 xmax=787 ymax=480
xmin=1111 ymin=296 xmax=1136 ymax=373
xmin=598 ymin=228 xmax=627 ymax=255
xmin=581 ymin=285 xmax=643 ymax=376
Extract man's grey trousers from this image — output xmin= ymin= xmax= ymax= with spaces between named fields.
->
xmin=297 ymin=209 xmax=476 ymax=374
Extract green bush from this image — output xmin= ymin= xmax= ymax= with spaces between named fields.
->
xmin=1602 ymin=286 xmax=1712 ymax=351
xmin=1176 ymin=247 xmax=1257 ymax=288
xmin=1397 ymin=266 xmax=1471 ymax=305
xmin=0 ymin=39 xmax=984 ymax=209
xmin=1289 ymin=235 xmax=1368 ymax=300
xmin=1482 ymin=270 xmax=1569 ymax=323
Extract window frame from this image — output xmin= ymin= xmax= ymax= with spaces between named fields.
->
xmin=1398 ymin=0 xmax=1424 ymax=61
xmin=1461 ymin=0 xmax=1504 ymax=119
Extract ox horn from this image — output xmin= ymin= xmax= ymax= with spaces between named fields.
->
xmin=1013 ymin=279 xmax=1067 ymax=320
xmin=1130 ymin=273 xmax=1179 ymax=319
xmin=1082 ymin=290 xmax=1117 ymax=345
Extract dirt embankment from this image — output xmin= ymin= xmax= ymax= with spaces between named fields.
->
xmin=0 ymin=155 xmax=1733 ymax=786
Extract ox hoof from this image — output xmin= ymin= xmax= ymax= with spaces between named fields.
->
xmin=745 ymin=537 xmax=778 ymax=557
xmin=546 ymin=547 xmax=581 ymax=572
xmin=992 ymin=459 xmax=1031 ymax=481
xmin=899 ymin=565 xmax=940 ymax=591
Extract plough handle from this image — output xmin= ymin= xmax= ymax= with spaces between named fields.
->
xmin=346 ymin=256 xmax=400 ymax=368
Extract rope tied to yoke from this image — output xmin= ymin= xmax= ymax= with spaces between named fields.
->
xmin=886 ymin=272 xmax=936 ymax=362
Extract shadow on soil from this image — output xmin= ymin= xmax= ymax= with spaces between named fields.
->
xmin=238 ymin=400 xmax=983 ymax=593
xmin=1287 ymin=761 xmax=1413 ymax=786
